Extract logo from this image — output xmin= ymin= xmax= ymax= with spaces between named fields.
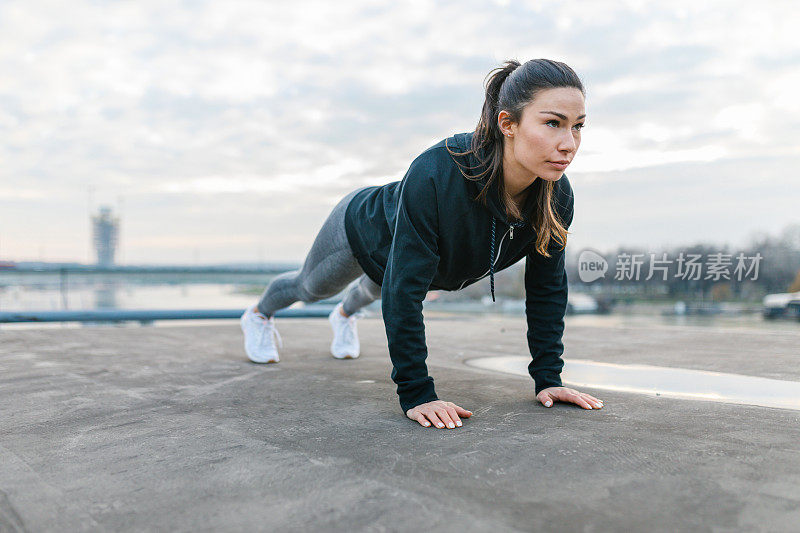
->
xmin=578 ymin=249 xmax=608 ymax=283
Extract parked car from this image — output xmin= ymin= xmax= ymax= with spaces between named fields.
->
xmin=566 ymin=293 xmax=600 ymax=315
xmin=762 ymin=292 xmax=800 ymax=320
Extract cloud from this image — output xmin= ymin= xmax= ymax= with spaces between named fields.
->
xmin=567 ymin=154 xmax=800 ymax=252
xmin=0 ymin=0 xmax=797 ymax=262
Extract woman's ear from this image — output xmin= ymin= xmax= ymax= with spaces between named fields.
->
xmin=497 ymin=110 xmax=515 ymax=138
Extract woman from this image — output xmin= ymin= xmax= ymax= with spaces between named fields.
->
xmin=241 ymin=58 xmax=604 ymax=429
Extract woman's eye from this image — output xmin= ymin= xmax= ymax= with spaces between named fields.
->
xmin=573 ymin=123 xmax=585 ymax=131
xmin=546 ymin=120 xmax=559 ymax=128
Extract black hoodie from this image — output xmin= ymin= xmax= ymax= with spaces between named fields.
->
xmin=344 ymin=131 xmax=575 ymax=413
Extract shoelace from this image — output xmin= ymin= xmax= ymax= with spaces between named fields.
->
xmin=337 ymin=307 xmax=364 ymax=346
xmin=269 ymin=323 xmax=283 ymax=349
xmin=342 ymin=320 xmax=356 ymax=345
xmin=254 ymin=310 xmax=283 ymax=349
xmin=341 ymin=313 xmax=360 ymax=345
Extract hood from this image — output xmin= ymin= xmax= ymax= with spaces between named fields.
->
xmin=449 ymin=131 xmax=540 ymax=225
xmin=449 ymin=131 xmax=539 ymax=303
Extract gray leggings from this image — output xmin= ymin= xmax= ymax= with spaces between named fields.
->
xmin=257 ymin=187 xmax=382 ymax=318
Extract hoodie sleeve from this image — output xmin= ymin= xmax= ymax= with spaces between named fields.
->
xmin=524 ymin=179 xmax=575 ymax=396
xmin=382 ymin=159 xmax=441 ymax=414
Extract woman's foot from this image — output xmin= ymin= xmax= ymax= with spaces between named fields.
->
xmin=240 ymin=306 xmax=283 ymax=363
xmin=328 ymin=302 xmax=360 ymax=359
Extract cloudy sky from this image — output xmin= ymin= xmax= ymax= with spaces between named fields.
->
xmin=1 ymin=0 xmax=797 ymax=264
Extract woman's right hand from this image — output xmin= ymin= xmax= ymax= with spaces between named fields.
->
xmin=406 ymin=400 xmax=472 ymax=429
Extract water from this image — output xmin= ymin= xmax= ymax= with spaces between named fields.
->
xmin=465 ymin=356 xmax=800 ymax=411
xmin=565 ymin=310 xmax=800 ymax=333
xmin=0 ymin=283 xmax=260 ymax=311
xmin=0 ymin=279 xmax=796 ymax=333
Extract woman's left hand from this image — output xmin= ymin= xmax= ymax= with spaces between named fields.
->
xmin=537 ymin=386 xmax=603 ymax=410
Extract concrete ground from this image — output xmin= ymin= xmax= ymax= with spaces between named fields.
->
xmin=1 ymin=314 xmax=800 ymax=532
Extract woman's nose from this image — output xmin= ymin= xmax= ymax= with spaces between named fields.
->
xmin=558 ymin=130 xmax=577 ymax=153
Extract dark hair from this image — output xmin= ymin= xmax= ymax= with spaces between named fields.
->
xmin=447 ymin=58 xmax=585 ymax=257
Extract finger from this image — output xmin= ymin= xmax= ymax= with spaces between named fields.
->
xmin=444 ymin=406 xmax=462 ymax=427
xmin=553 ymin=390 xmax=576 ymax=401
xmin=425 ymin=411 xmax=446 ymax=429
xmin=453 ymin=404 xmax=472 ymax=418
xmin=570 ymin=393 xmax=593 ymax=409
xmin=578 ymin=391 xmax=600 ymax=402
xmin=437 ymin=408 xmax=456 ymax=429
xmin=582 ymin=394 xmax=603 ymax=408
xmin=539 ymin=394 xmax=553 ymax=407
xmin=577 ymin=392 xmax=602 ymax=407
xmin=415 ymin=413 xmax=431 ymax=427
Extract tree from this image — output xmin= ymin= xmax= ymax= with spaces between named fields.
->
xmin=789 ymin=269 xmax=800 ymax=293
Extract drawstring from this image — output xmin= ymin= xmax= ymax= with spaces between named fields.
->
xmin=489 ymin=217 xmax=496 ymax=302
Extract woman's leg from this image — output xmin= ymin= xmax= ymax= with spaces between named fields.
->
xmin=256 ymin=188 xmax=375 ymax=317
xmin=341 ymin=273 xmax=381 ymax=316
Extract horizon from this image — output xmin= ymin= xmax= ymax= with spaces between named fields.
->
xmin=5 ymin=217 xmax=797 ymax=268
xmin=1 ymin=0 xmax=797 ymax=264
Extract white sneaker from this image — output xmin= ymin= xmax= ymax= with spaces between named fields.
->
xmin=328 ymin=303 xmax=361 ymax=359
xmin=240 ymin=306 xmax=283 ymax=363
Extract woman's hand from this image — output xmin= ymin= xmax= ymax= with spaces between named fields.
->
xmin=406 ymin=400 xmax=472 ymax=429
xmin=537 ymin=386 xmax=603 ymax=410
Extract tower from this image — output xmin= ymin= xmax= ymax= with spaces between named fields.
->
xmin=92 ymin=206 xmax=119 ymax=266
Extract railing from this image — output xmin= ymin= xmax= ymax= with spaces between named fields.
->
xmin=0 ymin=306 xmax=335 ymax=324
xmin=1 ymin=265 xmax=298 ymax=274
xmin=0 ymin=265 xmax=302 ymax=313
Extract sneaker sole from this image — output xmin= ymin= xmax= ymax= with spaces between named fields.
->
xmin=332 ymin=353 xmax=359 ymax=360
xmin=245 ymin=346 xmax=279 ymax=364
xmin=249 ymin=357 xmax=280 ymax=364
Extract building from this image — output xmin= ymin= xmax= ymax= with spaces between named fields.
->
xmin=92 ymin=206 xmax=119 ymax=266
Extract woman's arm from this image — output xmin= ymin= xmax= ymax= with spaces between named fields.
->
xmin=525 ymin=236 xmax=569 ymax=394
xmin=524 ymin=181 xmax=603 ymax=410
xmin=381 ymin=154 xmax=473 ymax=428
xmin=525 ymin=179 xmax=574 ymax=394
xmin=381 ymin=158 xmax=442 ymax=414
xmin=525 ymin=239 xmax=602 ymax=412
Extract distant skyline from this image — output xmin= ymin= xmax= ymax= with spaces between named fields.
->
xmin=1 ymin=0 xmax=797 ymax=264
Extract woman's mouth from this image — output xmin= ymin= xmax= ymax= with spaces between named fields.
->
xmin=547 ymin=161 xmax=569 ymax=170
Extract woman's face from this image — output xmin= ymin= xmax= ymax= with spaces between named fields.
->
xmin=500 ymin=87 xmax=586 ymax=182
